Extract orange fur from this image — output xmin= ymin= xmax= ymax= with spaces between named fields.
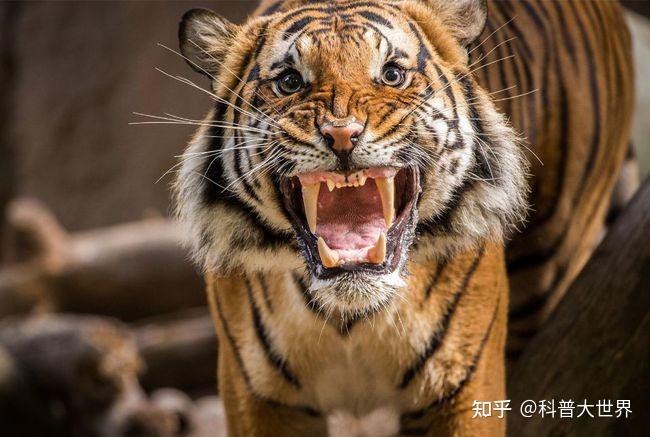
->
xmin=174 ymin=1 xmax=634 ymax=435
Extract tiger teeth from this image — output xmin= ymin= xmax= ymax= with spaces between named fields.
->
xmin=367 ymin=232 xmax=387 ymax=264
xmin=302 ymin=183 xmax=320 ymax=233
xmin=318 ymin=237 xmax=340 ymax=268
xmin=375 ymin=176 xmax=395 ymax=227
xmin=304 ymin=172 xmax=394 ymax=229
xmin=358 ymin=174 xmax=367 ymax=186
xmin=321 ymin=171 xmax=370 ymax=189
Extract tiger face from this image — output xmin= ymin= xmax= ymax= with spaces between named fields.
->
xmin=175 ymin=0 xmax=527 ymax=317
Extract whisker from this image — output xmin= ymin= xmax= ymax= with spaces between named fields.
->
xmin=154 ymin=66 xmax=277 ymax=129
xmin=157 ymin=43 xmax=281 ymax=129
xmin=489 ymin=88 xmax=538 ymax=103
xmin=402 ymin=53 xmax=517 ymax=127
xmin=467 ymin=16 xmax=516 ymax=55
xmin=186 ymin=40 xmax=284 ymax=119
xmin=204 ymin=138 xmax=277 ymax=177
xmin=158 ymin=138 xmax=272 ymax=184
xmin=223 ymin=140 xmax=290 ymax=192
xmin=161 ymin=112 xmax=275 ymax=134
xmin=132 ymin=112 xmax=276 ymax=135
xmin=467 ymin=36 xmax=517 ymax=71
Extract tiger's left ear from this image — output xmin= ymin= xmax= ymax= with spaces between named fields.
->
xmin=415 ymin=0 xmax=487 ymax=46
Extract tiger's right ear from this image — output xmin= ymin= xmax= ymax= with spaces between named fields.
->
xmin=409 ymin=0 xmax=487 ymax=47
xmin=179 ymin=8 xmax=238 ymax=77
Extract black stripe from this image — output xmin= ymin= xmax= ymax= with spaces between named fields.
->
xmin=283 ymin=15 xmax=314 ymax=39
xmin=202 ymin=110 xmax=294 ymax=249
xmin=256 ymin=273 xmax=274 ymax=313
xmin=371 ymin=117 xmax=406 ymax=144
xmin=508 ymin=292 xmax=547 ymax=319
xmin=491 ymin=1 xmax=533 ymax=61
xmin=202 ymin=104 xmax=229 ymax=200
xmin=212 ymin=286 xmax=319 ymax=416
xmin=422 ymin=260 xmax=448 ymax=303
xmin=482 ymin=4 xmax=536 ymax=143
xmin=408 ymin=22 xmax=431 ymax=73
xmin=530 ymin=24 xmax=569 ymax=227
xmin=245 ymin=277 xmax=302 ymax=389
xmin=252 ymin=22 xmax=270 ymax=59
xmin=509 ymin=261 xmax=568 ymax=319
xmin=511 ymin=0 xmax=603 ymax=262
xmin=550 ymin=0 xmax=577 ymax=67
xmin=330 ymin=84 xmax=337 ymax=113
xmin=433 ymin=64 xmax=458 ymax=121
xmin=357 ymin=10 xmax=393 ymax=29
xmin=272 ymin=1 xmax=398 ymax=29
xmin=234 ymin=146 xmax=261 ymax=203
xmin=461 ymin=77 xmax=495 ymax=181
xmin=401 ymin=294 xmax=501 ymax=422
xmin=212 ymin=286 xmax=253 ymax=388
xmin=246 ymin=63 xmax=260 ymax=82
xmin=398 ymin=246 xmax=485 ymax=389
xmin=291 ymin=271 xmax=322 ymax=314
xmin=485 ymin=10 xmax=512 ymax=117
xmin=335 ymin=1 xmax=399 ymax=13
xmin=570 ymin=0 xmax=601 ymax=206
xmin=416 ymin=178 xmax=474 ymax=237
xmin=275 ymin=7 xmax=324 ymax=27
xmin=507 ymin=226 xmax=565 ymax=272
xmin=375 ymin=102 xmax=399 ymax=126
xmin=261 ymin=0 xmax=283 ymax=16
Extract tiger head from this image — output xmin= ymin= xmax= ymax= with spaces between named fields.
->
xmin=174 ymin=0 xmax=528 ymax=316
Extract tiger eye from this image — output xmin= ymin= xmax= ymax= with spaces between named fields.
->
xmin=278 ymin=70 xmax=304 ymax=94
xmin=381 ymin=65 xmax=405 ymax=87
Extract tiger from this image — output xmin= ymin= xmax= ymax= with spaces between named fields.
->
xmin=172 ymin=0 xmax=634 ymax=435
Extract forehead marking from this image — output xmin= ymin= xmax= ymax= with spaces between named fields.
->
xmin=263 ymin=2 xmax=419 ymax=78
xmin=407 ymin=22 xmax=431 ymax=72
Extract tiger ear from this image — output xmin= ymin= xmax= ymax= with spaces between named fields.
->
xmin=179 ymin=8 xmax=238 ymax=77
xmin=418 ymin=0 xmax=487 ymax=46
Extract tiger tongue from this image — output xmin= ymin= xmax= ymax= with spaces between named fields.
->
xmin=317 ymin=232 xmax=387 ymax=267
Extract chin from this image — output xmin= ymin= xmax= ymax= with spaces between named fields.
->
xmin=309 ymin=269 xmax=407 ymax=318
xmin=281 ymin=166 xmax=420 ymax=317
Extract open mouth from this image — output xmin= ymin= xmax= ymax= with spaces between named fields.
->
xmin=281 ymin=167 xmax=420 ymax=278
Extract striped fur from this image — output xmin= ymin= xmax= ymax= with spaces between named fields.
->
xmin=208 ymin=242 xmax=507 ymax=436
xmin=173 ymin=0 xmax=634 ymax=435
xmin=466 ymin=0 xmax=634 ymax=356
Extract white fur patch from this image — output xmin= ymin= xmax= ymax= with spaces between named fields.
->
xmin=327 ymin=407 xmax=400 ymax=437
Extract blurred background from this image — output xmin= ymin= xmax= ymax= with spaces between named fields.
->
xmin=0 ymin=1 xmax=648 ymax=436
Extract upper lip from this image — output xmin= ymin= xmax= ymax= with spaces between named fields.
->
xmin=281 ymin=166 xmax=420 ymax=278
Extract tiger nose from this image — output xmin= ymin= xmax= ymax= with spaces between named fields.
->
xmin=320 ymin=120 xmax=364 ymax=155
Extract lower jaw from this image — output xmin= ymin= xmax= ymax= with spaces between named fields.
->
xmin=309 ymin=268 xmax=407 ymax=318
xmin=302 ymin=204 xmax=417 ymax=281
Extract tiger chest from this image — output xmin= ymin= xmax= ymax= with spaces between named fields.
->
xmin=303 ymin=330 xmax=408 ymax=436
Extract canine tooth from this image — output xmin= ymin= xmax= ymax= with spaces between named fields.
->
xmin=317 ymin=237 xmax=340 ymax=268
xmin=368 ymin=232 xmax=387 ymax=264
xmin=375 ymin=176 xmax=395 ymax=227
xmin=302 ymin=183 xmax=320 ymax=233
xmin=327 ymin=179 xmax=336 ymax=192
xmin=359 ymin=175 xmax=367 ymax=186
